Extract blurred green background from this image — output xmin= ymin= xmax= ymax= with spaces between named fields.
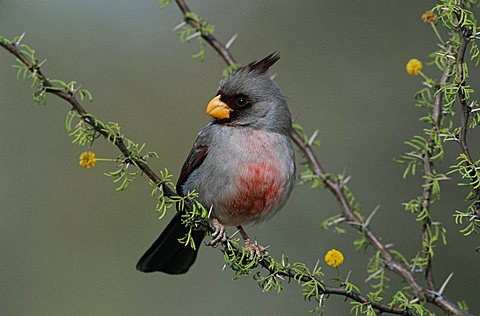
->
xmin=1 ymin=1 xmax=479 ymax=315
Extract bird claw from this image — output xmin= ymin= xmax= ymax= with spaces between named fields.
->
xmin=208 ymin=218 xmax=227 ymax=247
xmin=244 ymin=239 xmax=267 ymax=260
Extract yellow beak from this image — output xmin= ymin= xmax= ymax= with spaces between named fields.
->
xmin=206 ymin=95 xmax=231 ymax=119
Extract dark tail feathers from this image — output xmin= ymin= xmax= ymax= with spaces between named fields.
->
xmin=136 ymin=213 xmax=205 ymax=274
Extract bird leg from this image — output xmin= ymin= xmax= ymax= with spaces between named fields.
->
xmin=208 ymin=217 xmax=227 ymax=247
xmin=237 ymin=225 xmax=267 ymax=259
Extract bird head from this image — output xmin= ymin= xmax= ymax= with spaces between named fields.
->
xmin=206 ymin=53 xmax=292 ymax=135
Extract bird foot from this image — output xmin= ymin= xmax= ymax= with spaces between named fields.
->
xmin=208 ymin=218 xmax=227 ymax=247
xmin=235 ymin=225 xmax=268 ymax=259
xmin=244 ymin=238 xmax=267 ymax=260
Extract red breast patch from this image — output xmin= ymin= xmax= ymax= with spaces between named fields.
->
xmin=228 ymin=162 xmax=282 ymax=221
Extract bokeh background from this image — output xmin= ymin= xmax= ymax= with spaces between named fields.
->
xmin=1 ymin=1 xmax=479 ymax=315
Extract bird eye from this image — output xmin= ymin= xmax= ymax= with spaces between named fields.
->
xmin=236 ymin=97 xmax=247 ymax=107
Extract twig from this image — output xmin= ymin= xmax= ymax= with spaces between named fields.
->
xmin=455 ymin=25 xmax=478 ymax=204
xmin=0 ymin=40 xmax=176 ymax=199
xmin=174 ymin=0 xmax=236 ymax=66
xmin=421 ymin=43 xmax=452 ymax=291
xmin=420 ymin=8 xmax=474 ymax=287
xmin=257 ymin=256 xmax=416 ymax=316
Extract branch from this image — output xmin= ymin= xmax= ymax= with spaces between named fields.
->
xmin=421 ymin=44 xmax=452 ymax=291
xmin=457 ymin=31 xmax=472 ymax=160
xmin=257 ymin=256 xmax=416 ymax=316
xmin=454 ymin=21 xmax=479 ymax=206
xmin=0 ymin=39 xmax=177 ymax=198
xmin=1 ymin=2 xmax=471 ymax=313
xmin=174 ymin=0 xmax=236 ymax=66
xmin=420 ymin=2 xmax=476 ymax=290
xmin=171 ymin=1 xmax=470 ymax=315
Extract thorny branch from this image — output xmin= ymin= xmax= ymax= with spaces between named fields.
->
xmin=420 ymin=0 xmax=476 ymax=293
xmin=172 ymin=0 xmax=470 ymax=315
xmin=0 ymin=0 xmax=473 ymax=314
xmin=258 ymin=255 xmax=417 ymax=316
xmin=457 ymin=32 xmax=473 ymax=160
xmin=421 ymin=44 xmax=452 ymax=291
xmin=0 ymin=38 xmax=177 ymax=198
xmin=453 ymin=1 xmax=479 ymax=211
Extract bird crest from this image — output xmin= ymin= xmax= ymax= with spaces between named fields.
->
xmin=246 ymin=52 xmax=280 ymax=74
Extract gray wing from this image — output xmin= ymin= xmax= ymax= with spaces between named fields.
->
xmin=176 ymin=126 xmax=213 ymax=196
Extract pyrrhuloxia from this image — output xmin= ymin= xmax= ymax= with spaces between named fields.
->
xmin=137 ymin=53 xmax=296 ymax=274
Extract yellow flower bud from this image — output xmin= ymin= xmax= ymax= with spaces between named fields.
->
xmin=406 ymin=59 xmax=423 ymax=76
xmin=421 ymin=11 xmax=437 ymax=23
xmin=79 ymin=151 xmax=97 ymax=169
xmin=324 ymin=249 xmax=344 ymax=268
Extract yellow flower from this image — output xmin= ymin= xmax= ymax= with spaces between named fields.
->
xmin=406 ymin=59 xmax=423 ymax=76
xmin=421 ymin=11 xmax=437 ymax=23
xmin=79 ymin=151 xmax=97 ymax=169
xmin=324 ymin=249 xmax=344 ymax=268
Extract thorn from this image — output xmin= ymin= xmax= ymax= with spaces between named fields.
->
xmin=384 ymin=243 xmax=394 ymax=249
xmin=230 ymin=229 xmax=240 ymax=238
xmin=344 ymin=270 xmax=352 ymax=283
xmin=438 ymin=272 xmax=454 ymax=296
xmin=15 ymin=32 xmax=26 ymax=46
xmin=346 ymin=221 xmax=363 ymax=227
xmin=172 ymin=21 xmax=187 ymax=32
xmin=225 ymin=33 xmax=238 ymax=49
xmin=341 ymin=176 xmax=351 ymax=186
xmin=365 ymin=268 xmax=383 ymax=283
xmin=409 ymin=298 xmax=420 ymax=304
xmin=222 ymin=264 xmax=227 ymax=272
xmin=71 ymin=84 xmax=82 ymax=94
xmin=405 ymin=152 xmax=423 ymax=159
xmin=410 ymin=253 xmax=420 ymax=273
xmin=437 ymin=43 xmax=447 ymax=50
xmin=318 ymin=294 xmax=325 ymax=308
xmin=365 ymin=205 xmax=380 ymax=227
xmin=263 ymin=244 xmax=271 ymax=250
xmin=307 ymin=130 xmax=319 ymax=146
xmin=207 ymin=205 xmax=213 ymax=219
xmin=185 ymin=31 xmax=201 ymax=42
xmin=330 ymin=216 xmax=346 ymax=225
xmin=37 ymin=58 xmax=47 ymax=68
xmin=270 ymin=73 xmax=277 ymax=80
xmin=423 ymin=81 xmax=433 ymax=88
xmin=313 ymin=259 xmax=320 ymax=272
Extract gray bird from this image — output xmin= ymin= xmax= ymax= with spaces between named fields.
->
xmin=137 ymin=53 xmax=296 ymax=274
